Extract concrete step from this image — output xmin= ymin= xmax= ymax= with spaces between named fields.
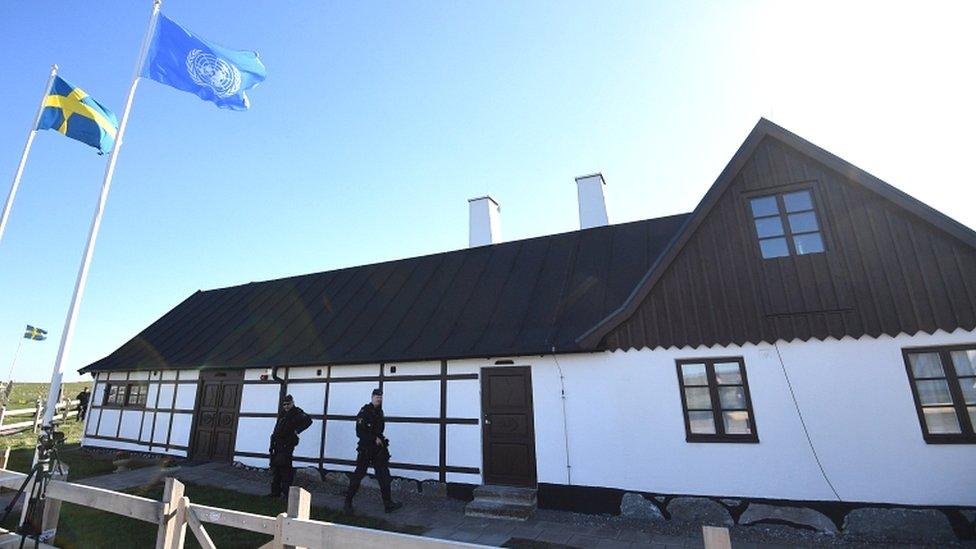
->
xmin=464 ymin=498 xmax=535 ymax=521
xmin=472 ymin=484 xmax=537 ymax=504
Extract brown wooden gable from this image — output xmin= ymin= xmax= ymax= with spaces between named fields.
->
xmin=580 ymin=119 xmax=976 ymax=350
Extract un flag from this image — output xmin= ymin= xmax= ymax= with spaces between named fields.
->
xmin=141 ymin=14 xmax=267 ymax=110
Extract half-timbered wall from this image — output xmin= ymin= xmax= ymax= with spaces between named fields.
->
xmin=232 ymin=361 xmax=483 ymax=484
xmin=83 ymin=369 xmax=199 ymax=456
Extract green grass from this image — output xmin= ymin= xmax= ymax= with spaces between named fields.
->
xmin=28 ymin=481 xmax=424 ymax=549
xmin=1 ymin=381 xmax=92 ymax=451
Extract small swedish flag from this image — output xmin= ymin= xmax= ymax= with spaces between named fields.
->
xmin=24 ymin=325 xmax=47 ymax=341
xmin=37 ymin=76 xmax=118 ymax=154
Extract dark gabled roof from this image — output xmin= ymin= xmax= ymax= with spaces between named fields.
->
xmin=577 ymin=118 xmax=976 ymax=348
xmin=81 ymin=212 xmax=691 ymax=373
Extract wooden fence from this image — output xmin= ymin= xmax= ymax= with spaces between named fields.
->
xmin=0 ymin=399 xmax=79 ymax=435
xmin=0 ymin=470 xmax=486 ymax=548
xmin=0 ymin=463 xmax=733 ymax=549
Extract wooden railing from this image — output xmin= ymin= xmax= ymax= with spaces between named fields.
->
xmin=0 ymin=399 xmax=79 ymax=435
xmin=0 ymin=471 xmax=483 ymax=548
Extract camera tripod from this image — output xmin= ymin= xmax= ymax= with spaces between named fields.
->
xmin=0 ymin=425 xmax=65 ymax=549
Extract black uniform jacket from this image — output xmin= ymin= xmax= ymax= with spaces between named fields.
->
xmin=77 ymin=391 xmax=90 ymax=406
xmin=355 ymin=403 xmax=387 ymax=452
xmin=270 ymin=405 xmax=312 ymax=453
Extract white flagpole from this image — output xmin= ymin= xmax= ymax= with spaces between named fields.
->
xmin=41 ymin=0 xmax=162 ymax=429
xmin=6 ymin=337 xmax=25 ymax=386
xmin=0 ymin=65 xmax=59 ymax=247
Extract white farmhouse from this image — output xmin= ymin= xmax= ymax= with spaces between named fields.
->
xmin=79 ymin=119 xmax=976 ymax=528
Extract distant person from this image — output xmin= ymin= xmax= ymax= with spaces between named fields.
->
xmin=268 ymin=394 xmax=312 ymax=498
xmin=76 ymin=387 xmax=90 ymax=421
xmin=344 ymin=388 xmax=402 ymax=514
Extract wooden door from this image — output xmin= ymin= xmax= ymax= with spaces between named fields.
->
xmin=191 ymin=370 xmax=243 ymax=462
xmin=481 ymin=366 xmax=537 ymax=487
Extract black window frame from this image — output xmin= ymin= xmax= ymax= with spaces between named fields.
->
xmin=676 ymin=357 xmax=759 ymax=443
xmin=903 ymin=344 xmax=976 ymax=444
xmin=747 ymin=186 xmax=827 ymax=259
xmin=101 ymin=382 xmax=149 ymax=409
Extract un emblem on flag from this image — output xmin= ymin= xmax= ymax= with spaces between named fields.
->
xmin=186 ymin=49 xmax=242 ymax=98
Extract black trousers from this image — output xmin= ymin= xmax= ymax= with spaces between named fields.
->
xmin=77 ymin=404 xmax=87 ymax=421
xmin=346 ymin=446 xmax=392 ymax=503
xmin=270 ymin=448 xmax=295 ymax=496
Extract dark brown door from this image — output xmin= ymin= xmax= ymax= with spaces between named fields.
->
xmin=481 ymin=366 xmax=537 ymax=487
xmin=191 ymin=370 xmax=243 ymax=462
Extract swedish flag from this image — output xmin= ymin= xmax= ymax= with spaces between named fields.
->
xmin=24 ymin=325 xmax=47 ymax=341
xmin=36 ymin=76 xmax=118 ymax=154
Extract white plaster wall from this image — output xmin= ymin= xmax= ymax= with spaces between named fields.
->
xmin=324 ymin=420 xmax=358 ymax=461
xmin=446 ymin=330 xmax=976 ymax=505
xmin=85 ymin=409 xmax=100 ymax=435
xmin=97 ymin=409 xmax=120 ymax=437
xmin=92 ymin=382 xmax=105 ymax=405
xmin=294 ymin=420 xmax=323 ymax=459
xmin=245 ymin=368 xmax=271 ymax=381
xmin=446 ymin=424 xmax=481 ymax=469
xmin=288 ymin=366 xmax=328 ymax=380
xmin=170 ymin=412 xmax=193 ymax=446
xmin=235 ymin=417 xmax=276 ymax=454
xmin=235 ymin=455 xmax=266 ymax=468
xmin=384 ymin=423 xmax=439 ymax=465
xmin=162 ymin=371 xmax=177 ymax=380
xmin=328 ymin=382 xmax=376 ymax=415
xmin=389 ymin=468 xmax=434 ymax=481
xmin=287 ymin=383 xmax=326 ymax=413
xmin=385 ymin=361 xmax=441 ymax=376
xmin=174 ymin=384 xmax=197 ymax=410
xmin=130 ymin=371 xmax=150 ymax=381
xmin=241 ymin=385 xmax=279 ymax=413
xmin=119 ymin=410 xmax=142 ymax=440
xmin=147 ymin=384 xmax=159 ymax=408
xmin=153 ymin=413 xmax=171 ymax=443
xmin=157 ymin=385 xmax=175 ymax=408
xmin=179 ymin=370 xmax=200 ymax=380
xmin=108 ymin=372 xmax=126 ymax=381
xmin=140 ymin=414 xmax=154 ymax=442
xmin=382 ymin=380 xmax=439 ymax=417
xmin=446 ymin=379 xmax=480 ymax=418
xmin=330 ymin=364 xmax=380 ymax=378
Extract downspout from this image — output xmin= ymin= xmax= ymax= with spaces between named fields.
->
xmin=271 ymin=366 xmax=287 ymax=405
xmin=551 ymin=348 xmax=572 ymax=485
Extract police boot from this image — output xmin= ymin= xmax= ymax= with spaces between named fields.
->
xmin=343 ymin=497 xmax=354 ymax=515
xmin=384 ymin=501 xmax=402 ymax=513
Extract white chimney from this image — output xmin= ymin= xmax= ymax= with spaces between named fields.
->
xmin=468 ymin=196 xmax=501 ymax=247
xmin=576 ymin=173 xmax=608 ymax=229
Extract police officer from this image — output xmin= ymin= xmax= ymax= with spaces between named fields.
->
xmin=344 ymin=388 xmax=402 ymax=514
xmin=269 ymin=395 xmax=312 ymax=498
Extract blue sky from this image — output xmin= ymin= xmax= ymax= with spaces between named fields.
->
xmin=1 ymin=1 xmax=974 ymax=381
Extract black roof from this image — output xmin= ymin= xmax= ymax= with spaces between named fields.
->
xmin=81 ymin=213 xmax=691 ymax=373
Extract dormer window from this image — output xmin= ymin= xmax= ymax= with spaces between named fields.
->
xmin=749 ymin=189 xmax=825 ymax=259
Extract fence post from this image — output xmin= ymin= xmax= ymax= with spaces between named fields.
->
xmin=40 ymin=466 xmax=69 ymax=543
xmin=0 ymin=447 xmax=9 ymax=469
xmin=0 ymin=404 xmax=6 ymax=433
xmin=32 ymin=398 xmax=42 ymax=433
xmin=285 ymin=487 xmax=311 ymax=549
xmin=702 ymin=526 xmax=732 ymax=549
xmin=155 ymin=478 xmax=187 ymax=549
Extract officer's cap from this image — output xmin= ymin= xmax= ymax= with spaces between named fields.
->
xmin=282 ymin=394 xmax=294 ymax=403
xmin=372 ymin=388 xmax=383 ymax=396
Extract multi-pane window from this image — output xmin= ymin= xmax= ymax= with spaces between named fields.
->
xmin=904 ymin=346 xmax=976 ymax=443
xmin=749 ymin=189 xmax=825 ymax=259
xmin=102 ymin=382 xmax=148 ymax=408
xmin=677 ymin=358 xmax=758 ymax=442
xmin=126 ymin=383 xmax=149 ymax=407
